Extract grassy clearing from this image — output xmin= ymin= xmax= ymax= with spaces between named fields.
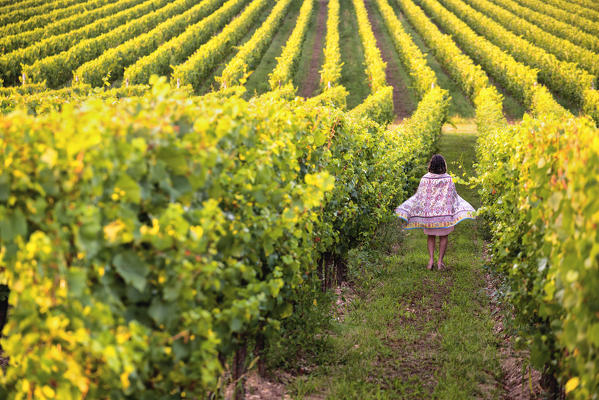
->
xmin=339 ymin=0 xmax=370 ymax=109
xmin=286 ymin=126 xmax=503 ymax=399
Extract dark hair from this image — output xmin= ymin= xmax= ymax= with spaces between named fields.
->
xmin=428 ymin=154 xmax=447 ymax=174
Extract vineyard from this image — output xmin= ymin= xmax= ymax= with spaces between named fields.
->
xmin=0 ymin=0 xmax=598 ymax=398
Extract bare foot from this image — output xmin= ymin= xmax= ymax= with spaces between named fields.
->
xmin=427 ymin=261 xmax=435 ymax=270
xmin=437 ymin=262 xmax=447 ymax=271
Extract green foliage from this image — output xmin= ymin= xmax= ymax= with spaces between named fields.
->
xmin=123 ymin=0 xmax=247 ymax=86
xmin=395 ymin=0 xmax=490 ymax=105
xmin=0 ymin=0 xmax=164 ymax=86
xmin=268 ymin=0 xmax=314 ymax=90
xmin=350 ymin=85 xmax=394 ymax=125
xmin=0 ymin=0 xmax=124 ymax=53
xmin=0 ymin=0 xmax=86 ymax=27
xmin=0 ymin=83 xmax=47 ymax=97
xmin=76 ymin=0 xmax=225 ymax=87
xmin=264 ymin=273 xmax=335 ymax=372
xmin=0 ymin=84 xmax=168 ymax=115
xmin=305 ymin=85 xmax=349 ymax=109
xmin=407 ymin=0 xmax=531 ymax=108
xmin=0 ymin=0 xmax=51 ymax=13
xmin=25 ymin=0 xmax=200 ymax=88
xmin=374 ymin=0 xmax=436 ymax=98
xmin=352 ymin=0 xmax=387 ymax=93
xmin=582 ymin=89 xmax=599 ymax=125
xmin=476 ymin=112 xmax=599 ymax=398
xmin=408 ymin=0 xmax=575 ymax=120
xmin=216 ymin=0 xmax=293 ymax=89
xmin=428 ymin=0 xmax=595 ymax=106
xmin=0 ymin=77 xmax=448 ymax=397
xmin=319 ymin=0 xmax=342 ymax=90
xmin=172 ymin=0 xmax=270 ymax=92
xmin=505 ymin=0 xmax=599 ymax=38
xmin=486 ymin=0 xmax=599 ymax=53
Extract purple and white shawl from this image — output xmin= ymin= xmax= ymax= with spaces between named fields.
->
xmin=395 ymin=173 xmax=475 ymax=229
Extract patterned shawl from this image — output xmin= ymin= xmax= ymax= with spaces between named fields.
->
xmin=395 ymin=172 xmax=475 ymax=229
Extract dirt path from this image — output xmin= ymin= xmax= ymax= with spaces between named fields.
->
xmin=298 ymin=0 xmax=328 ymax=98
xmin=364 ymin=0 xmax=414 ymax=122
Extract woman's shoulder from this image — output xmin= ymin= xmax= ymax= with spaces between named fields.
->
xmin=423 ymin=172 xmax=451 ymax=179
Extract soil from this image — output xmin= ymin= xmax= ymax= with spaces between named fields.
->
xmin=364 ymin=0 xmax=414 ymax=122
xmin=298 ymin=0 xmax=328 ymax=98
xmin=243 ymin=371 xmax=290 ymax=400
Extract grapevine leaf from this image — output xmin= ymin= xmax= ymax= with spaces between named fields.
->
xmin=113 ymin=250 xmax=148 ymax=292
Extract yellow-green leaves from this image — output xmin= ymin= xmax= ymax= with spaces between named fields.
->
xmin=1 ymin=80 xmax=450 ymax=398
xmin=352 ymin=0 xmax=387 ymax=93
xmin=217 ymin=0 xmax=293 ymax=89
xmin=124 ymin=0 xmax=246 ymax=85
xmin=320 ymin=0 xmax=342 ymax=90
xmin=477 ymin=113 xmax=599 ymax=396
xmin=172 ymin=0 xmax=269 ymax=92
xmin=268 ymin=0 xmax=314 ymax=90
xmin=565 ymin=377 xmax=580 ymax=394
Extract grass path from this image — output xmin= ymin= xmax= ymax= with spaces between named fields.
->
xmin=288 ymin=125 xmax=504 ymax=399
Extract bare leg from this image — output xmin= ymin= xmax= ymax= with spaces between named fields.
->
xmin=438 ymin=235 xmax=448 ymax=270
xmin=427 ymin=235 xmax=435 ymax=270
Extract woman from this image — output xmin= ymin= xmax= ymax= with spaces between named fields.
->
xmin=395 ymin=154 xmax=475 ymax=270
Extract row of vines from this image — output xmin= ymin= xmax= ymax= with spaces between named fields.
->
xmin=476 ymin=102 xmax=599 ymax=400
xmin=0 ymin=60 xmax=449 ymax=397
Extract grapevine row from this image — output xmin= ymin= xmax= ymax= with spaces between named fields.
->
xmin=559 ymin=0 xmax=599 ymax=13
xmin=489 ymin=0 xmax=599 ymax=53
xmin=0 ymin=0 xmax=111 ymax=39
xmin=124 ymin=0 xmax=248 ymax=85
xmin=462 ymin=0 xmax=599 ymax=77
xmin=515 ymin=0 xmax=599 ymax=35
xmin=0 ymin=0 xmax=52 ymax=13
xmin=476 ymin=110 xmax=599 ymax=400
xmin=0 ymin=84 xmax=159 ymax=114
xmin=393 ymin=0 xmax=486 ymax=99
xmin=25 ymin=0 xmax=200 ymax=88
xmin=0 ymin=0 xmax=167 ymax=86
xmin=216 ymin=0 xmax=293 ymax=89
xmin=348 ymin=0 xmax=395 ymax=123
xmin=319 ymin=0 xmax=342 ymax=90
xmin=373 ymin=0 xmax=436 ymax=98
xmin=430 ymin=0 xmax=594 ymax=107
xmin=0 ymin=77 xmax=449 ymax=398
xmin=76 ymin=0 xmax=225 ymax=87
xmin=268 ymin=0 xmax=314 ymax=90
xmin=0 ymin=0 xmax=88 ymax=27
xmin=352 ymin=0 xmax=387 ymax=93
xmin=404 ymin=0 xmax=566 ymax=117
xmin=385 ymin=0 xmax=508 ymax=139
xmin=0 ymin=0 xmax=139 ymax=54
xmin=173 ymin=0 xmax=271 ymax=92
xmin=0 ymin=83 xmax=47 ymax=97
